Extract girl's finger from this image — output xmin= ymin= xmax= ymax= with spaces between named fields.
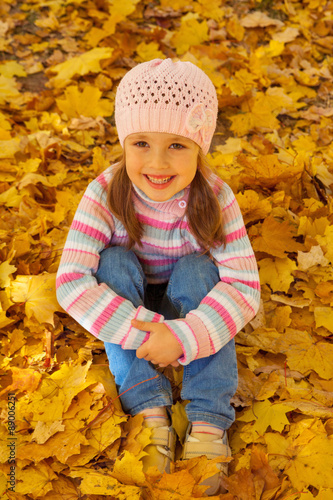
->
xmin=131 ymin=319 xmax=151 ymax=331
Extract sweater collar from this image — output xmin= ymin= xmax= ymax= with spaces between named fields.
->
xmin=132 ymin=183 xmax=189 ymax=215
xmin=132 ymin=183 xmax=184 ymax=203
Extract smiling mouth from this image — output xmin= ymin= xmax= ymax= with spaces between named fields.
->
xmin=145 ymin=175 xmax=175 ymax=185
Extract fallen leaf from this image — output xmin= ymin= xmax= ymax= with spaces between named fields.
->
xmin=69 ymin=469 xmax=142 ymax=498
xmin=0 ymin=366 xmax=41 ymax=396
xmin=238 ymin=400 xmax=295 ymax=435
xmin=47 ymin=47 xmax=114 ymax=88
xmin=259 ymin=258 xmax=297 ymax=293
xmin=10 ymin=274 xmax=63 ymax=325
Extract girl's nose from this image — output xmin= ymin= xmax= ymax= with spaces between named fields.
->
xmin=151 ymin=149 xmax=169 ymax=169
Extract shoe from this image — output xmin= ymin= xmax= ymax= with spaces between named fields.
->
xmin=182 ymin=426 xmax=231 ymax=495
xmin=141 ymin=425 xmax=176 ymax=474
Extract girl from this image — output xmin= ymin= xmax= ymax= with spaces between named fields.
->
xmin=56 ymin=59 xmax=260 ymax=494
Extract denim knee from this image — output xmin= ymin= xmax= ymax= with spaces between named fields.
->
xmin=94 ymin=246 xmax=146 ymax=307
xmin=165 ymin=253 xmax=220 ymax=317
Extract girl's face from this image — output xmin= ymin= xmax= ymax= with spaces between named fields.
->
xmin=124 ymin=132 xmax=199 ymax=202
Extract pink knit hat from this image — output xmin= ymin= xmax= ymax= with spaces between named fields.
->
xmin=115 ymin=59 xmax=218 ymax=154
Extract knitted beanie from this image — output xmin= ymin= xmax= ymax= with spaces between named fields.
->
xmin=115 ymin=58 xmax=218 ymax=154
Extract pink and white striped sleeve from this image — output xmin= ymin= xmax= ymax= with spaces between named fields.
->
xmin=56 ymin=169 xmax=163 ymax=348
xmin=164 ymin=181 xmax=260 ymax=365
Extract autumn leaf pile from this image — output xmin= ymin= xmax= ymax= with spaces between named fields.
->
xmin=0 ymin=0 xmax=333 ymax=498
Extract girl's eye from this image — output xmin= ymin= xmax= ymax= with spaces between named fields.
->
xmin=170 ymin=143 xmax=185 ymax=149
xmin=135 ymin=141 xmax=149 ymax=147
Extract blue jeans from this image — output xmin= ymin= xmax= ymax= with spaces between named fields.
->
xmin=95 ymin=246 xmax=238 ymax=430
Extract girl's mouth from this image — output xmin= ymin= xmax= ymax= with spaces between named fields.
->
xmin=145 ymin=175 xmax=175 ymax=187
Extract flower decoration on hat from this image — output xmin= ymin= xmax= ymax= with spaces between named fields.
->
xmin=185 ymin=103 xmax=216 ymax=145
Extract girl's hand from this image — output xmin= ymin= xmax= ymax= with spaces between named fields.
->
xmin=132 ymin=319 xmax=183 ymax=367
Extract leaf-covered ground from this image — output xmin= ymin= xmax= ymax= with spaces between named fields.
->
xmin=0 ymin=0 xmax=333 ymax=498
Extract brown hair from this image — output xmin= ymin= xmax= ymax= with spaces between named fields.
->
xmin=107 ymin=150 xmax=225 ymax=252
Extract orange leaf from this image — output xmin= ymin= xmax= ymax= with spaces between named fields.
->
xmin=253 ymin=216 xmax=301 ymax=258
xmin=0 ymin=367 xmax=41 ymax=396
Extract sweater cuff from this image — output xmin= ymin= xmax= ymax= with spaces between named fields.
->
xmin=164 ymin=313 xmax=212 ymax=365
xmin=121 ymin=306 xmax=164 ymax=350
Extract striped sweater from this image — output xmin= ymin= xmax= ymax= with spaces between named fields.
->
xmin=56 ymin=165 xmax=260 ymax=365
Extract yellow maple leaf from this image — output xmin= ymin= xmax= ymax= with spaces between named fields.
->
xmin=0 ymin=110 xmax=12 ymax=130
xmin=10 ymin=273 xmax=63 ymax=325
xmin=0 ymin=309 xmax=15 ymax=329
xmin=15 ymin=362 xmax=92 ymax=425
xmin=49 ymin=420 xmax=90 ymax=463
xmin=111 ymin=450 xmax=146 ymax=485
xmin=172 ymin=15 xmax=209 ymax=55
xmin=230 ymin=90 xmax=295 ymax=136
xmin=2 ymin=328 xmax=26 ymax=357
xmin=84 ymin=26 xmax=112 ymax=47
xmin=230 ymin=99 xmax=280 ymax=135
xmin=0 ymin=75 xmax=20 ymax=104
xmin=45 ymin=474 xmax=79 ymax=499
xmin=193 ymin=0 xmax=225 ymax=21
xmin=56 ymin=85 xmax=114 ymax=118
xmin=285 ymin=434 xmax=333 ymax=489
xmin=171 ymin=401 xmax=189 ymax=445
xmin=215 ymin=138 xmax=242 ymax=155
xmin=294 ymin=68 xmax=320 ymax=87
xmin=238 ymin=400 xmax=295 ymax=436
xmin=136 ymin=41 xmax=165 ymax=62
xmin=0 ymin=137 xmax=22 ymax=159
xmin=30 ymin=420 xmax=65 ymax=445
xmin=298 ymin=216 xmax=329 ymax=238
xmin=316 ymin=225 xmax=333 ymax=264
xmin=253 ymin=216 xmax=301 ymax=258
xmin=255 ymin=40 xmax=285 ymax=59
xmin=85 ymin=0 xmax=140 ymax=46
xmin=0 ymin=61 xmax=26 ymax=78
xmin=49 ymin=361 xmax=94 ymax=413
xmin=0 ymin=260 xmax=17 ymax=288
xmin=160 ymin=0 xmax=192 ymax=10
xmin=229 ymin=111 xmax=258 ymax=137
xmin=109 ymin=0 xmax=141 ymax=17
xmin=47 ymin=47 xmax=114 ymax=88
xmin=259 ymin=257 xmax=297 ymax=293
xmin=0 ymin=366 xmax=41 ymax=397
xmin=315 ymin=159 xmax=333 ymax=191
xmin=15 ymin=462 xmax=57 ymax=497
xmin=292 ymin=135 xmax=317 ymax=154
xmin=121 ymin=414 xmax=151 ymax=458
xmin=228 ymin=69 xmax=257 ymax=96
xmin=180 ymin=454 xmax=231 ymax=484
xmin=277 ymin=328 xmax=333 ymax=379
xmin=17 ymin=157 xmax=41 ymax=175
xmin=19 ymin=423 xmax=89 ymax=464
xmin=236 ymin=190 xmax=272 ymax=225
xmin=87 ymin=411 xmax=126 ymax=451
xmin=314 ymin=307 xmax=333 ymax=334
xmin=0 ymin=186 xmax=22 ymax=207
xmin=226 ymin=16 xmax=245 ymax=42
xmin=152 ymin=470 xmax=196 ymax=498
xmin=34 ymin=12 xmax=59 ymax=30
xmin=270 ymin=305 xmax=292 ymax=332
xmin=30 ymin=41 xmax=49 ymax=53
xmin=69 ymin=469 xmax=142 ymax=498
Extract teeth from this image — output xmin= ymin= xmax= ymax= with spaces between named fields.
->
xmin=146 ymin=175 xmax=173 ymax=184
